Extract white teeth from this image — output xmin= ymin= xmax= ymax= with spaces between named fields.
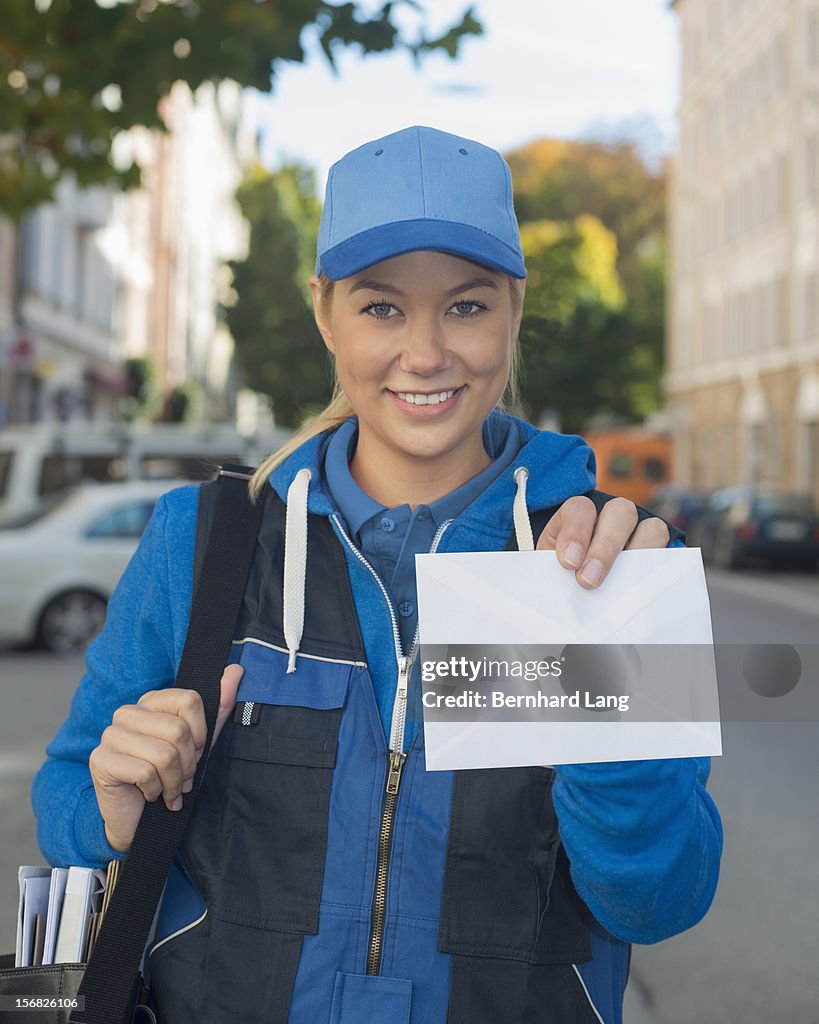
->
xmin=396 ymin=389 xmax=456 ymax=405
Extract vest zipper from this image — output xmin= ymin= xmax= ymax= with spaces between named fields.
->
xmin=368 ymin=720 xmax=407 ymax=974
xmin=331 ymin=513 xmax=452 ymax=975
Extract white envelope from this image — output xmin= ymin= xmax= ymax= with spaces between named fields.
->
xmin=16 ymin=866 xmax=51 ymax=967
xmin=415 ymin=547 xmax=722 ymax=769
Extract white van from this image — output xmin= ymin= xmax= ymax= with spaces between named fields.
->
xmin=0 ymin=422 xmax=289 ymax=526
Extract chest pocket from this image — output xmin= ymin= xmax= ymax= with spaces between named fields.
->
xmin=179 ymin=646 xmax=351 ymax=935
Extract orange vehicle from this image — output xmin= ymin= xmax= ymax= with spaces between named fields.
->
xmin=583 ymin=428 xmax=672 ymax=507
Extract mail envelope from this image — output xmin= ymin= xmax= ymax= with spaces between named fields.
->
xmin=414 ymin=547 xmax=722 ymax=769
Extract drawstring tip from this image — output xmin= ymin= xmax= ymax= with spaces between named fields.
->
xmin=286 ymin=649 xmax=298 ymax=674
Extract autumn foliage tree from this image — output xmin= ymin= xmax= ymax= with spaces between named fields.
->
xmin=506 ymin=136 xmax=667 ymax=433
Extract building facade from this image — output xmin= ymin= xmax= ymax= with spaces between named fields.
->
xmin=1 ymin=79 xmax=253 ymax=427
xmin=668 ymin=0 xmax=819 ymax=503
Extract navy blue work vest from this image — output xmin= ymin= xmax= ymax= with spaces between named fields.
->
xmin=147 ymin=481 xmax=673 ymax=1023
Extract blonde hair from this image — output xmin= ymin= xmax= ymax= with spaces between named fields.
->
xmin=248 ymin=271 xmax=525 ymax=503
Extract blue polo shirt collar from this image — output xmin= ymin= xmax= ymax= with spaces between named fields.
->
xmin=324 ymin=416 xmax=521 ymax=541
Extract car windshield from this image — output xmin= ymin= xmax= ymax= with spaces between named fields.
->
xmin=755 ymin=493 xmax=816 ymax=517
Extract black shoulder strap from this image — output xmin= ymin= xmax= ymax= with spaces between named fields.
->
xmin=72 ymin=464 xmax=268 ymax=1024
xmin=191 ymin=464 xmax=259 ymax=594
xmin=508 ymin=488 xmax=687 ymax=551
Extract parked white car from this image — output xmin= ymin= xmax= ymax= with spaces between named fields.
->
xmin=0 ymin=479 xmax=192 ymax=654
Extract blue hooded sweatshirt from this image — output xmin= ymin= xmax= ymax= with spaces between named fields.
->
xmin=30 ymin=412 xmax=722 ymax=1024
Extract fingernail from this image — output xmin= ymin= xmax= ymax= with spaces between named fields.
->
xmin=172 ymin=796 xmax=183 ymax=811
xmin=564 ymin=542 xmax=584 ymax=568
xmin=580 ymin=559 xmax=603 ymax=586
xmin=182 ymin=778 xmax=193 ymax=793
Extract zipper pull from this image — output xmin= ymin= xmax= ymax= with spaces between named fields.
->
xmin=386 ymin=750 xmax=407 ymax=795
xmin=396 ymin=656 xmax=410 ymax=702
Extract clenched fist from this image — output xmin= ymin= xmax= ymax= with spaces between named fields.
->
xmin=89 ymin=663 xmax=244 ymax=854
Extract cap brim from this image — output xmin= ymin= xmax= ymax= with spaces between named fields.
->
xmin=317 ymin=219 xmax=527 ymax=280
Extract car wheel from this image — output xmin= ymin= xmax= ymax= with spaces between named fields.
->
xmin=37 ymin=590 xmax=108 ymax=655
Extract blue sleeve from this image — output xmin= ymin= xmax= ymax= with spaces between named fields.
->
xmin=554 ymin=535 xmax=722 ymax=944
xmin=553 ymin=756 xmax=723 ymax=944
xmin=30 ymin=488 xmax=197 ymax=868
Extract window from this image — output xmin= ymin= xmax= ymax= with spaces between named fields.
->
xmin=755 ymin=493 xmax=815 ymax=517
xmin=773 ymin=275 xmax=787 ymax=346
xmin=773 ymin=32 xmax=788 ymax=95
xmin=85 ymin=500 xmax=157 ymax=539
xmin=705 ymin=303 xmax=721 ymax=362
xmin=802 ymin=271 xmax=818 ymax=340
xmin=609 ymin=454 xmax=632 ymax=478
xmin=805 ymin=135 xmax=818 ymax=202
xmin=0 ymin=450 xmax=12 ymax=499
xmin=74 ymin=226 xmax=91 ymax=321
xmin=39 ymin=455 xmax=126 ymax=497
xmin=804 ymin=420 xmax=819 ymax=494
xmin=20 ymin=215 xmax=40 ymax=292
xmin=644 ymin=458 xmax=668 ymax=481
xmin=807 ymin=7 xmax=819 ymax=68
xmin=775 ymin=153 xmax=788 ymax=218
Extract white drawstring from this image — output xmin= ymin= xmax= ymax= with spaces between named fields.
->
xmin=283 ymin=468 xmax=311 ymax=673
xmin=283 ymin=464 xmax=530 ymax=670
xmin=513 ymin=466 xmax=534 ymax=551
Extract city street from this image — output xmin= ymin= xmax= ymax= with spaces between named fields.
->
xmin=1 ymin=567 xmax=817 ymax=1022
xmin=627 ymin=567 xmax=819 ymax=1024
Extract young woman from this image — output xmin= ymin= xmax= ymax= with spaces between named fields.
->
xmin=32 ymin=126 xmax=722 ymax=1024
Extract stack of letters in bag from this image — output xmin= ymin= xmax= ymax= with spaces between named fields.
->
xmin=14 ymin=861 xmax=120 ymax=969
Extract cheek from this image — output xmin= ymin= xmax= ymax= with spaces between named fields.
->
xmin=333 ymin=337 xmax=387 ymax=388
xmin=469 ymin=330 xmax=512 ymax=378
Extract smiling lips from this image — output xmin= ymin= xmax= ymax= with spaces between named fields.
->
xmin=392 ymin=387 xmax=462 ymax=406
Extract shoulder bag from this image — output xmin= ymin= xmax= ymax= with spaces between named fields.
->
xmin=0 ymin=465 xmax=266 ymax=1024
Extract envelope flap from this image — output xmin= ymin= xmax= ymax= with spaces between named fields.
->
xmin=416 ymin=552 xmax=585 ymax=645
xmin=417 ymin=548 xmax=712 ymax=646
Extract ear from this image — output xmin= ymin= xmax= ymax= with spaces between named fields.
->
xmin=512 ymin=277 xmax=526 ymax=337
xmin=309 ymin=275 xmax=335 ymax=354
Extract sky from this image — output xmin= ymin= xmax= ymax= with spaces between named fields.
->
xmin=247 ymin=0 xmax=681 ymax=192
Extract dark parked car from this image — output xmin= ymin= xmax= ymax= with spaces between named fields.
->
xmin=695 ymin=487 xmax=819 ymax=571
xmin=647 ymin=485 xmax=708 ymax=538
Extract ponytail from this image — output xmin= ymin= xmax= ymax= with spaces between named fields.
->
xmin=247 ymin=387 xmax=353 ymax=503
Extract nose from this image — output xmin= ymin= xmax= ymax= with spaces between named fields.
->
xmin=397 ymin=314 xmax=451 ymax=376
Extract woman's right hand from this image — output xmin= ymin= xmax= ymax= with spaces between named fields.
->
xmin=89 ymin=664 xmax=245 ymax=854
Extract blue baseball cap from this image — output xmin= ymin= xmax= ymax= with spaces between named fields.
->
xmin=315 ymin=125 xmax=527 ymax=280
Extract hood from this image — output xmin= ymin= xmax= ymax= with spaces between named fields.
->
xmin=268 ymin=411 xmax=597 ymax=544
xmin=267 ymin=411 xmax=597 ymax=678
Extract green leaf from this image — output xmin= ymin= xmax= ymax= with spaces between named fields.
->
xmin=0 ymin=0 xmax=483 ymax=218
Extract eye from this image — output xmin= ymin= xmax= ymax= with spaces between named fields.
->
xmin=362 ymin=300 xmax=399 ymax=320
xmin=449 ymin=299 xmax=487 ymax=318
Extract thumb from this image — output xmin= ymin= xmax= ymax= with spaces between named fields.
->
xmin=209 ymin=663 xmax=245 ymax=753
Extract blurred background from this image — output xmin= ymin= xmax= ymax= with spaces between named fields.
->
xmin=1 ymin=1 xmax=818 ymax=1021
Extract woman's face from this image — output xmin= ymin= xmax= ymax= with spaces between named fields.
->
xmin=310 ymin=250 xmax=523 ymax=481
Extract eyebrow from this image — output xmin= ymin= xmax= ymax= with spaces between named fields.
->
xmin=348 ymin=276 xmax=500 ymax=296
